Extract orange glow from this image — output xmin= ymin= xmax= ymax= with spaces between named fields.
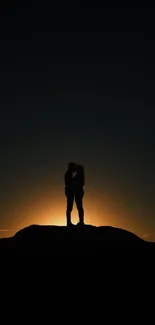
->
xmin=0 ymin=189 xmax=149 ymax=240
xmin=13 ymin=195 xmax=130 ymax=231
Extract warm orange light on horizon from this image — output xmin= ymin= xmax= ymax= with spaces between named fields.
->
xmin=15 ymin=195 xmax=127 ymax=230
xmin=2 ymin=190 xmax=149 ymax=240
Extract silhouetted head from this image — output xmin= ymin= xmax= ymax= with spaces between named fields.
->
xmin=68 ymin=162 xmax=77 ymax=172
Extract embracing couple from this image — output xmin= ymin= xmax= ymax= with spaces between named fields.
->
xmin=64 ymin=162 xmax=85 ymax=226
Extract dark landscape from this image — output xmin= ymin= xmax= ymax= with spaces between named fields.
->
xmin=0 ymin=224 xmax=154 ymax=256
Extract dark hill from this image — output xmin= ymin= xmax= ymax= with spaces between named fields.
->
xmin=0 ymin=224 xmax=154 ymax=255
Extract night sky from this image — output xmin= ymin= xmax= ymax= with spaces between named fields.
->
xmin=1 ymin=1 xmax=155 ymax=240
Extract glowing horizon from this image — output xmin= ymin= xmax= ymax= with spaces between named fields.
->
xmin=0 ymin=190 xmax=152 ymax=240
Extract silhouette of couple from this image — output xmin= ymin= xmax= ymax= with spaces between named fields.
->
xmin=65 ymin=162 xmax=85 ymax=226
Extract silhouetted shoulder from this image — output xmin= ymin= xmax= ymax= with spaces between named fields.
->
xmin=64 ymin=170 xmax=70 ymax=186
xmin=77 ymin=165 xmax=85 ymax=186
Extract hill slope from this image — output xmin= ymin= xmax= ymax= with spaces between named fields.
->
xmin=0 ymin=224 xmax=154 ymax=255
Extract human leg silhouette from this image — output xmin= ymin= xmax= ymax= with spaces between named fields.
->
xmin=75 ymin=192 xmax=84 ymax=224
xmin=66 ymin=193 xmax=74 ymax=226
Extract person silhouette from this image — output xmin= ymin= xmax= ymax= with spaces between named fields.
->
xmin=64 ymin=162 xmax=85 ymax=226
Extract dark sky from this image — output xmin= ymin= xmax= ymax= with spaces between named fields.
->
xmin=0 ymin=1 xmax=155 ymax=240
